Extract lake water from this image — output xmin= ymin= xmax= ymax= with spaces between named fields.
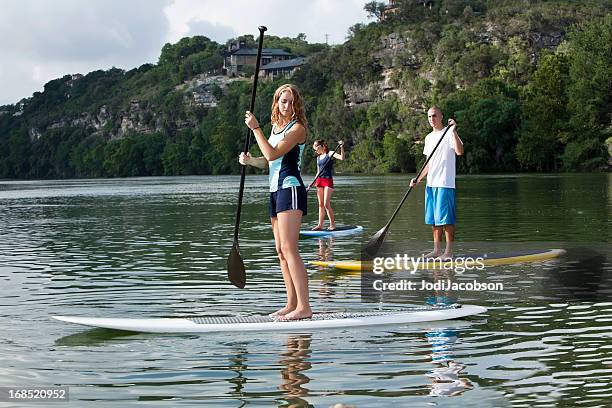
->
xmin=0 ymin=174 xmax=610 ymax=407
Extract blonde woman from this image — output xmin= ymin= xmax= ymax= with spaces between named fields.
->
xmin=239 ymin=84 xmax=312 ymax=320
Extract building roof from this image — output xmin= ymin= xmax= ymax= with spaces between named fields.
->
xmin=260 ymin=57 xmax=306 ymax=71
xmin=231 ymin=48 xmax=294 ymax=57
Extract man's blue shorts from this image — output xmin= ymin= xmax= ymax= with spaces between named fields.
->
xmin=425 ymin=186 xmax=456 ymax=226
xmin=269 ymin=186 xmax=308 ymax=218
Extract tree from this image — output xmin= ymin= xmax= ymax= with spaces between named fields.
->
xmin=346 ymin=23 xmax=365 ymax=40
xmin=564 ymin=15 xmax=612 ymax=170
xmin=516 ymin=52 xmax=570 ymax=170
xmin=159 ymin=36 xmax=217 ymax=66
xmin=364 ymin=1 xmax=387 ymax=21
xmin=8 ymin=129 xmax=31 ymax=178
xmin=443 ymin=79 xmax=521 ymax=173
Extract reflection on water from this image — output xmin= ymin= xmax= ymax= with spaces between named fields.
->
xmin=228 ymin=345 xmax=249 ymax=399
xmin=426 ymin=269 xmax=460 ymax=306
xmin=279 ymin=335 xmax=312 ymax=407
xmin=315 ymin=237 xmax=340 ymax=300
xmin=0 ymin=174 xmax=610 ymax=406
xmin=426 ymin=327 xmax=473 ymax=397
xmin=427 ymin=361 xmax=474 ymax=397
xmin=54 ymin=328 xmax=141 ymax=347
xmin=316 ymin=237 xmax=334 ymax=262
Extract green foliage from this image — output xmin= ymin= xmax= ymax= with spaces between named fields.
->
xmin=564 ymin=14 xmax=612 ymax=170
xmin=494 ymin=37 xmax=532 ymax=86
xmin=346 ymin=138 xmax=385 ymax=173
xmin=159 ymin=36 xmax=220 ymax=66
xmin=0 ymin=0 xmax=610 ymax=180
xmin=440 ymin=0 xmax=487 ymax=18
xmin=364 ymin=1 xmax=387 ymax=20
xmin=516 ymin=52 xmax=570 ymax=170
xmin=392 ymin=0 xmax=438 ymax=25
xmin=8 ymin=128 xmax=31 ymax=178
xmin=561 ymin=137 xmax=605 ymax=170
xmin=456 ymin=43 xmax=504 ymax=86
xmin=264 ymin=34 xmax=328 ymax=56
xmin=70 ymin=135 xmax=107 ymax=178
xmin=442 ymin=79 xmax=521 ymax=173
xmin=382 ymin=131 xmax=413 ymax=172
xmin=162 ymin=137 xmax=191 ymax=175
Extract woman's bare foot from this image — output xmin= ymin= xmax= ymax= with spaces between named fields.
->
xmin=423 ymin=250 xmax=441 ymax=259
xmin=327 ymin=225 xmax=336 ymax=231
xmin=311 ymin=225 xmax=323 ymax=231
xmin=269 ymin=305 xmax=296 ymax=317
xmin=280 ymin=308 xmax=313 ymax=321
xmin=438 ymin=252 xmax=454 ymax=261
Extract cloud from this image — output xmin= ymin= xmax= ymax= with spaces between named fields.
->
xmin=0 ymin=0 xmax=171 ymax=104
xmin=163 ymin=0 xmax=369 ymax=45
xmin=184 ymin=20 xmax=237 ymax=44
xmin=0 ymin=0 xmax=369 ymax=105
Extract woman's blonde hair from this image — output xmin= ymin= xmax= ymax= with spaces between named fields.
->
xmin=270 ymin=84 xmax=308 ymax=128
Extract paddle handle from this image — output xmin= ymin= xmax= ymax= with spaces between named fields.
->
xmin=233 ymin=26 xmax=267 ymax=241
xmin=384 ymin=124 xmax=452 ymax=228
xmin=307 ymin=143 xmax=343 ymax=191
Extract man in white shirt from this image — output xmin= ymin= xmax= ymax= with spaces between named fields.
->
xmin=410 ymin=106 xmax=464 ymax=259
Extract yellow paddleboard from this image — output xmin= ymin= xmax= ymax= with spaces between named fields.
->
xmin=309 ymin=249 xmax=566 ymax=271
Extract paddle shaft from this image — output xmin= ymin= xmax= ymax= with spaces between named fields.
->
xmin=307 ymin=143 xmax=343 ymax=191
xmin=232 ymin=26 xmax=267 ymax=243
xmin=376 ymin=125 xmax=453 ymax=237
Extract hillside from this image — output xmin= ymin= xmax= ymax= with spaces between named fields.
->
xmin=0 ymin=0 xmax=610 ymax=179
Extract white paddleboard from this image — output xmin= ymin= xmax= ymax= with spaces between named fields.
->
xmin=53 ymin=304 xmax=487 ymax=333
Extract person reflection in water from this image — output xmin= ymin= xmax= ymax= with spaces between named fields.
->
xmin=425 ymin=268 xmax=459 ymax=306
xmin=426 ymin=360 xmax=474 ymax=397
xmin=278 ymin=334 xmax=312 ymax=406
xmin=425 ymin=324 xmax=474 ymax=396
xmin=424 ymin=268 xmax=472 ymax=396
xmin=316 ymin=237 xmax=337 ymax=299
xmin=317 ymin=237 xmax=334 ymax=262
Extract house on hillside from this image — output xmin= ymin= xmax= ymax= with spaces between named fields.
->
xmin=381 ymin=0 xmax=434 ymax=21
xmin=259 ymin=57 xmax=306 ymax=80
xmin=224 ymin=41 xmax=295 ymax=77
xmin=381 ymin=0 xmax=399 ymax=20
xmin=418 ymin=0 xmax=434 ymax=9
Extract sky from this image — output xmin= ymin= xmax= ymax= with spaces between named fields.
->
xmin=0 ymin=0 xmax=371 ymax=106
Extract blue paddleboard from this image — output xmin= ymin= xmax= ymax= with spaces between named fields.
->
xmin=300 ymin=225 xmax=363 ymax=238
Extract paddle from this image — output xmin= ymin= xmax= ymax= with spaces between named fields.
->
xmin=363 ymin=124 xmax=453 ymax=257
xmin=227 ymin=26 xmax=267 ymax=289
xmin=306 ymin=143 xmax=343 ymax=192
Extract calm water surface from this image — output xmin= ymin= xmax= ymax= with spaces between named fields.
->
xmin=0 ymin=174 xmax=610 ymax=407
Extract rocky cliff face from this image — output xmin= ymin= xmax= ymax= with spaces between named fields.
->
xmin=180 ymin=74 xmax=243 ymax=108
xmin=29 ymin=74 xmax=243 ymax=141
xmin=47 ymin=105 xmax=111 ymax=133
xmin=343 ymin=30 xmax=431 ymax=110
xmin=343 ymin=22 xmax=567 ymax=110
xmin=115 ymin=100 xmax=162 ymax=139
xmin=38 ymin=102 xmax=161 ymax=140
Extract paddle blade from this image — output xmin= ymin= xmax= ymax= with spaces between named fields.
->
xmin=227 ymin=242 xmax=246 ymax=289
xmin=363 ymin=226 xmax=388 ymax=257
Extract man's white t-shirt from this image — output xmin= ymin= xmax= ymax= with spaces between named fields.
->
xmin=423 ymin=128 xmax=461 ymax=188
